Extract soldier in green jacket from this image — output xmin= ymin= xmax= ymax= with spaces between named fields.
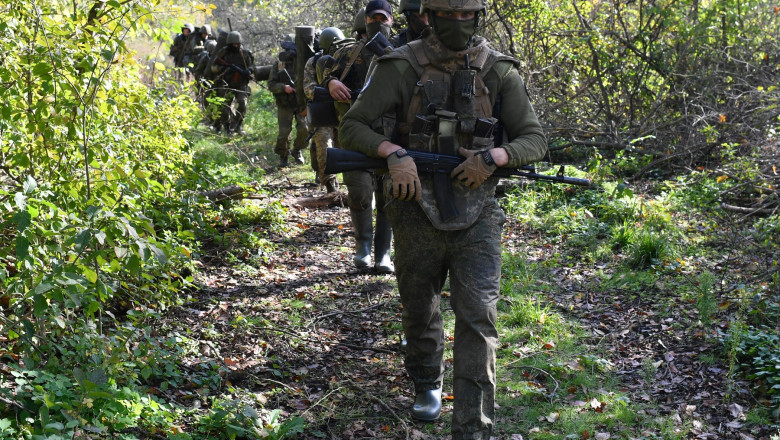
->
xmin=321 ymin=1 xmax=396 ymax=273
xmin=339 ymin=0 xmax=547 ymax=437
xmin=268 ymin=35 xmax=309 ymax=167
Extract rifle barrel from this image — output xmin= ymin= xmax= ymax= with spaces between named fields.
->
xmin=324 ymin=148 xmax=591 ymax=187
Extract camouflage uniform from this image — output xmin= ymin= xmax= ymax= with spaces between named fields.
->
xmin=339 ymin=29 xmax=547 ymax=438
xmin=193 ymin=40 xmax=219 ymax=123
xmin=268 ymin=44 xmax=308 ymax=164
xmin=170 ymin=24 xmax=195 ymax=83
xmin=303 ymin=53 xmax=338 ymax=190
xmin=205 ymin=32 xmax=254 ymax=134
xmin=321 ymin=34 xmax=394 ymax=272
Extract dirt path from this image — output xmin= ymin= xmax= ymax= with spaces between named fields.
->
xmin=160 ymin=168 xmax=776 ymax=439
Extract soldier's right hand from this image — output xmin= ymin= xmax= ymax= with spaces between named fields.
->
xmin=327 ymin=79 xmax=352 ymax=102
xmin=386 ymin=151 xmax=421 ymax=202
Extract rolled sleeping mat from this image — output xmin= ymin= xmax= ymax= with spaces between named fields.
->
xmin=254 ymin=64 xmax=272 ymax=81
xmin=294 ymin=26 xmax=316 ymax=109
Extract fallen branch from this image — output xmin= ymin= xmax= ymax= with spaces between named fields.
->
xmin=720 ymin=203 xmax=778 ymax=216
xmin=293 ymin=191 xmax=347 ymax=208
xmin=200 ymin=181 xmax=259 ymax=201
xmin=338 ymin=342 xmax=397 ymax=354
xmin=345 ymin=379 xmax=410 ymax=440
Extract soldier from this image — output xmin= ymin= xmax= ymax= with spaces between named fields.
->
xmin=189 ymin=24 xmax=215 ymax=56
xmin=206 ymin=31 xmax=255 ymax=135
xmin=320 ymin=1 xmax=395 ymax=273
xmin=339 ymin=0 xmax=547 ymax=437
xmin=170 ymin=23 xmax=195 ymax=80
xmin=193 ymin=39 xmax=219 ymax=123
xmin=394 ymin=0 xmax=430 ymax=47
xmin=303 ymin=27 xmax=347 ymax=193
xmin=268 ymin=35 xmax=309 ymax=167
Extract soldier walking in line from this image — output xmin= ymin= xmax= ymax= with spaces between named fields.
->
xmin=303 ymin=27 xmax=348 ymax=193
xmin=268 ymin=35 xmax=309 ymax=167
xmin=339 ymin=0 xmax=548 ymax=437
xmin=320 ymin=0 xmax=396 ymax=274
xmin=205 ymin=31 xmax=254 ymax=135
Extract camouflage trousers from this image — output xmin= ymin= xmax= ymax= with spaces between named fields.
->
xmin=385 ymin=194 xmax=505 ymax=440
xmin=342 ymin=170 xmax=384 ymax=211
xmin=274 ymin=106 xmax=308 ymax=158
xmin=312 ymin=126 xmax=337 ymax=187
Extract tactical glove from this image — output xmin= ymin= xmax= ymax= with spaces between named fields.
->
xmin=387 ymin=151 xmax=422 ymax=202
xmin=451 ymin=147 xmax=497 ymax=189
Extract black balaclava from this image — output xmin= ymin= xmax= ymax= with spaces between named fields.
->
xmin=405 ymin=12 xmax=429 ymax=41
xmin=366 ymin=21 xmax=392 ymax=40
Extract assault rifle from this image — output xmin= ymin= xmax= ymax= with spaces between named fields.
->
xmin=324 ymin=148 xmax=591 ymax=187
xmin=215 ymin=58 xmax=254 ymax=80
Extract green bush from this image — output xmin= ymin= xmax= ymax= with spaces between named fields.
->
xmin=627 ymin=230 xmax=674 ymax=269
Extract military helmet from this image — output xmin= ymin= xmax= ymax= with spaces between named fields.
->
xmin=204 ymin=39 xmax=218 ymax=54
xmin=226 ymin=31 xmax=242 ymax=45
xmin=200 ymin=24 xmax=212 ymax=36
xmin=421 ymin=0 xmax=486 ymax=12
xmin=319 ymin=27 xmax=345 ymax=53
xmin=400 ymin=0 xmax=422 ymax=13
xmin=353 ymin=8 xmax=367 ymax=34
xmin=182 ymin=23 xmax=195 ymax=33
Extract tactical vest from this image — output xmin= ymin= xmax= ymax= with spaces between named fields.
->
xmin=382 ymin=36 xmax=518 ymax=230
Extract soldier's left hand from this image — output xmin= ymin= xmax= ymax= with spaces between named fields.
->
xmin=451 ymin=147 xmax=497 ymax=189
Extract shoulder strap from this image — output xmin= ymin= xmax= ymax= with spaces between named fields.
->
xmin=339 ymin=40 xmax=367 ymax=81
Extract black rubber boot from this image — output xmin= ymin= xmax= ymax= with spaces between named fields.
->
xmin=350 ymin=208 xmax=373 ymax=269
xmin=412 ymin=388 xmax=442 ymax=421
xmin=374 ymin=210 xmax=393 ymax=273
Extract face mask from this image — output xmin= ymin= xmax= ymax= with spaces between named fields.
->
xmin=366 ymin=21 xmax=392 ymax=40
xmin=406 ymin=13 xmax=429 ymax=40
xmin=433 ymin=15 xmax=476 ymax=51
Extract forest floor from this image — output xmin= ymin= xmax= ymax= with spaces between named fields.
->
xmin=156 ymin=142 xmax=778 ymax=440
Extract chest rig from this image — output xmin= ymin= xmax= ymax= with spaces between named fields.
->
xmin=385 ymin=37 xmax=513 ymax=230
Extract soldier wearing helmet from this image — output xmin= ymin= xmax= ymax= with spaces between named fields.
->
xmin=394 ymin=0 xmax=430 ymax=46
xmin=205 ymin=31 xmax=255 ymax=135
xmin=352 ymin=8 xmax=367 ymax=39
xmin=189 ymin=24 xmax=216 ymax=55
xmin=169 ymin=23 xmax=196 ymax=75
xmin=192 ymin=39 xmax=219 ymax=121
xmin=268 ymin=33 xmax=309 ymax=166
xmin=301 ymin=26 xmax=347 ymax=192
xmin=320 ymin=1 xmax=397 ymax=274
xmin=339 ymin=0 xmax=547 ymax=436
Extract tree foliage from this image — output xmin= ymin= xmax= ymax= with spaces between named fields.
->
xmin=0 ymin=0 xmax=200 ymax=366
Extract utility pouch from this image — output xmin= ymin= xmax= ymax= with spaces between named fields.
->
xmin=422 ymin=80 xmax=449 ymax=111
xmin=308 ymin=86 xmax=339 ymax=127
xmin=436 ymin=117 xmax=458 ymax=155
xmin=452 ymin=69 xmax=477 ymax=134
xmin=308 ymin=86 xmax=358 ymax=127
xmin=471 ymin=117 xmax=498 ymax=149
xmin=409 ymin=114 xmax=435 ymax=151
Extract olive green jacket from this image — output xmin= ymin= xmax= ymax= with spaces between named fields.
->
xmin=339 ymin=36 xmax=547 ymax=168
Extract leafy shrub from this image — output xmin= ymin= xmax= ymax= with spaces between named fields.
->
xmin=627 ymin=230 xmax=674 ymax=269
xmin=728 ymin=321 xmax=780 ymax=414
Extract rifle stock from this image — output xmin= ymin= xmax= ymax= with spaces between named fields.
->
xmin=324 ymin=148 xmax=592 ymax=187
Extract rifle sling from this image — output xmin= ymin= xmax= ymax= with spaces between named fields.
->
xmin=339 ymin=40 xmax=366 ymax=82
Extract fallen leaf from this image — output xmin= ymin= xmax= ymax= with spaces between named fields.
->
xmin=595 ymin=433 xmax=610 ymax=440
xmin=728 ymin=402 xmax=744 ymax=419
xmin=545 ymin=412 xmax=560 ymax=423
